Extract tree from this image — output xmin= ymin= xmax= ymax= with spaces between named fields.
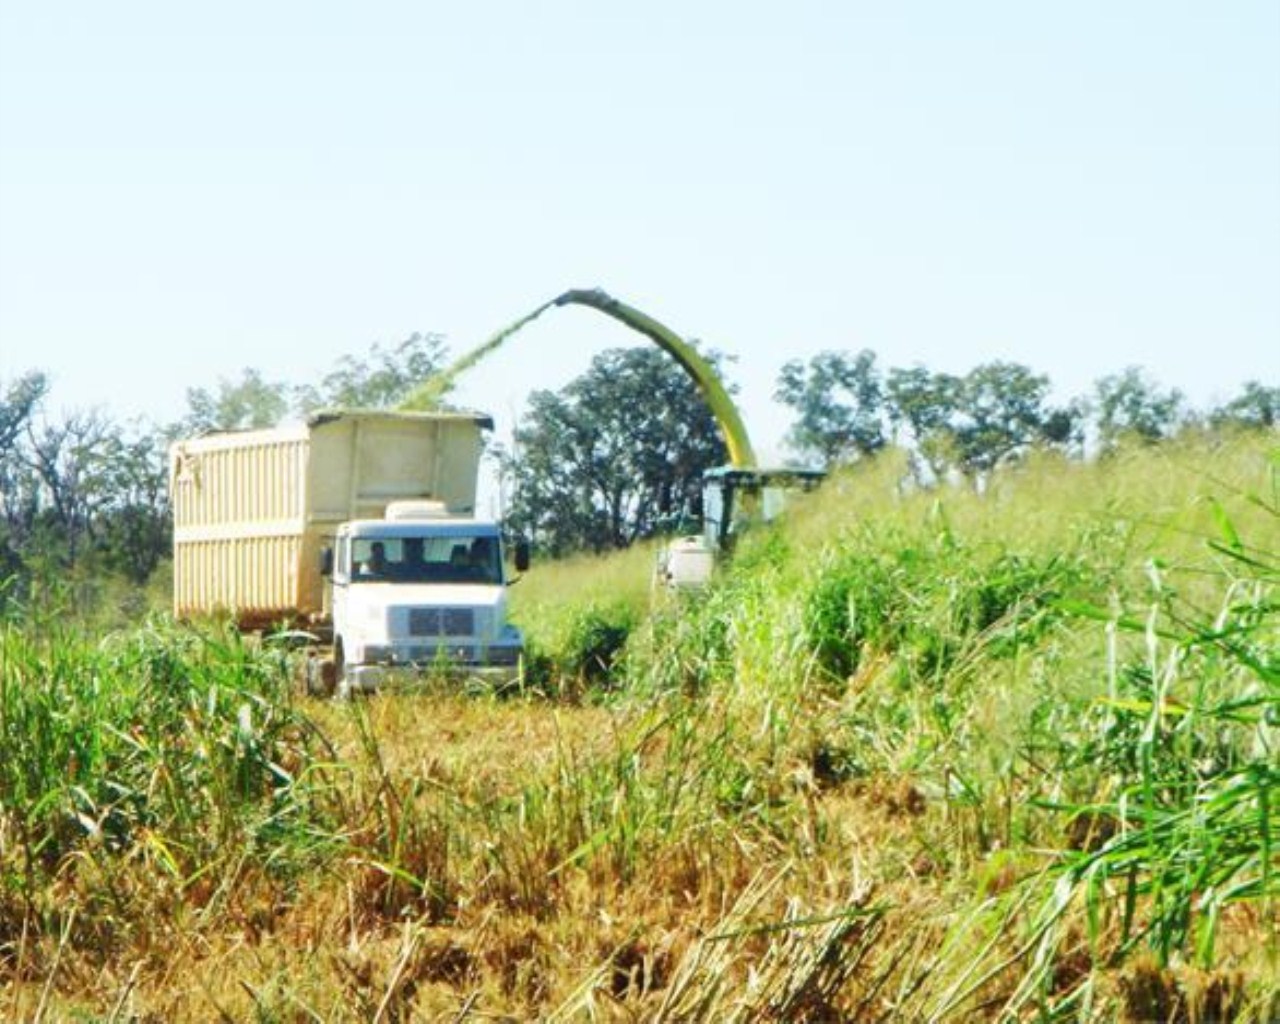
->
xmin=0 ymin=372 xmax=48 ymax=451
xmin=1092 ymin=367 xmax=1185 ymax=452
xmin=774 ymin=350 xmax=886 ymax=466
xmin=182 ymin=368 xmax=290 ymax=434
xmin=0 ymin=328 xmax=450 ymax=613
xmin=16 ymin=410 xmax=118 ymax=562
xmin=0 ymin=373 xmax=50 ymax=587
xmin=951 ymin=361 xmax=1080 ymax=476
xmin=295 ymin=332 xmax=449 ymax=412
xmin=503 ymin=347 xmax=729 ymax=555
xmin=1209 ymin=381 xmax=1280 ymax=431
xmin=179 ymin=334 xmax=452 ymax=436
xmin=884 ymin=365 xmax=965 ymax=482
xmin=877 ymin=361 xmax=1083 ymax=483
xmin=94 ymin=430 xmax=170 ymax=584
xmin=0 ymin=394 xmax=170 ymax=607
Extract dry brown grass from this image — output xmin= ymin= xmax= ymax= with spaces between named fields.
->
xmin=5 ymin=690 xmax=969 ymax=1021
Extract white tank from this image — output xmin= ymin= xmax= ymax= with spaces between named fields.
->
xmin=656 ymin=536 xmax=715 ymax=590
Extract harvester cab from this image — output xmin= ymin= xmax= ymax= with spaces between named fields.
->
xmin=699 ymin=466 xmax=827 ymax=552
xmin=654 ymin=466 xmax=826 ymax=592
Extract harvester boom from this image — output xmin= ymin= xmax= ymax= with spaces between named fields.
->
xmin=552 ymin=289 xmax=757 ymax=469
xmin=400 ymin=287 xmax=758 ymax=470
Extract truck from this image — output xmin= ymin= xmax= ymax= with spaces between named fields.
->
xmin=170 ymin=409 xmax=527 ymax=695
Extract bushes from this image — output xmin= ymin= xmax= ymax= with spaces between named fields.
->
xmin=561 ymin=604 xmax=636 ymax=687
xmin=519 ymin=600 xmax=639 ymax=697
xmin=508 ymin=542 xmax=654 ymax=697
xmin=791 ymin=532 xmax=1081 ymax=689
xmin=596 ymin=437 xmax=1276 ymax=1015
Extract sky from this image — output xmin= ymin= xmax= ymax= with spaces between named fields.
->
xmin=1 ymin=1 xmax=1277 ymax=467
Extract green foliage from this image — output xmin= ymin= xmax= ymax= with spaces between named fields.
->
xmin=1052 ymin=505 xmax=1277 ymax=965
xmin=1 ymin=331 xmax=450 ymax=624
xmin=503 ymin=346 xmax=729 ymax=554
xmin=582 ymin=432 xmax=1275 ymax=1014
xmin=0 ymin=403 xmax=170 ymax=615
xmin=951 ymin=361 xmax=1080 ymax=474
xmin=1210 ymin=379 xmax=1280 ymax=430
xmin=973 ymin=509 xmax=1279 ymax=1018
xmin=562 ymin=604 xmax=636 ymax=686
xmin=2 ymin=346 xmax=1278 ymax=1018
xmin=629 ymin=587 xmax=737 ymax=696
xmin=182 ymin=366 xmax=290 ymax=434
xmin=1092 ymin=365 xmax=1187 ymax=451
xmin=296 ymin=332 xmax=449 ymax=412
xmin=1 ymin=432 xmax=1276 ymax=1019
xmin=181 ymin=334 xmax=451 ymax=434
xmin=0 ymin=621 xmax=336 ymax=937
xmin=0 ymin=372 xmax=48 ymax=451
xmin=789 ymin=528 xmax=1082 ymax=689
xmin=518 ymin=600 xmax=639 ymax=699
xmin=882 ymin=360 xmax=1081 ymax=480
xmin=775 ymin=350 xmax=1224 ymax=482
xmin=775 ymin=349 xmax=886 ymax=466
xmin=885 ymin=363 xmax=965 ymax=479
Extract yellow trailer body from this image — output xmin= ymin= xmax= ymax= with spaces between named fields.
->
xmin=170 ymin=410 xmax=490 ymax=627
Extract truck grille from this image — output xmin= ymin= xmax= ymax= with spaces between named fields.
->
xmin=408 ymin=607 xmax=475 ymax=637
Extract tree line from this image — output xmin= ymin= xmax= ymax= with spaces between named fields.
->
xmin=1 ymin=332 xmax=1275 ymax=617
xmin=776 ymin=351 xmax=1276 ymax=481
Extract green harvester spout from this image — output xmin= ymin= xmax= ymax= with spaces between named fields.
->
xmin=550 ymin=288 xmax=757 ymax=469
xmin=404 ymin=287 xmax=758 ymax=471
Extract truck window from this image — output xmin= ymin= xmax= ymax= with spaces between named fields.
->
xmin=432 ymin=536 xmax=501 ymax=583
xmin=349 ymin=535 xmax=502 ymax=584
xmin=354 ymin=538 xmax=402 ymax=579
xmin=422 ymin=536 xmax=501 ymax=584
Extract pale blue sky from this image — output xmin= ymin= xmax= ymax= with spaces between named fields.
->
xmin=1 ymin=1 xmax=1277 ymax=462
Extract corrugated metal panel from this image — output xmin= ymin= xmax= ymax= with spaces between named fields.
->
xmin=173 ymin=535 xmax=302 ymax=624
xmin=172 ymin=430 xmax=311 ymax=624
xmin=172 ymin=434 xmax=308 ymax=530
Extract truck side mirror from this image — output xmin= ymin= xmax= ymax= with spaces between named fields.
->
xmin=514 ymin=540 xmax=530 ymax=573
xmin=320 ymin=547 xmax=334 ymax=577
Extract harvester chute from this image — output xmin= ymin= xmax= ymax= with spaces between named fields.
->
xmin=400 ymin=288 xmax=757 ymax=471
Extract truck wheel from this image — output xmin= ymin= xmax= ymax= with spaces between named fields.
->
xmin=305 ymin=655 xmax=337 ymax=697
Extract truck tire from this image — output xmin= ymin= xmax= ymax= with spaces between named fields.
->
xmin=305 ymin=654 xmax=338 ymax=697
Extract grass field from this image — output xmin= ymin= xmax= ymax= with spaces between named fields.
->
xmin=1 ymin=432 xmax=1276 ymax=1021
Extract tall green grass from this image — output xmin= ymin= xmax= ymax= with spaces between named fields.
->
xmin=591 ymin=433 xmax=1278 ymax=1018
xmin=0 ymin=620 xmax=336 ymax=966
xmin=509 ymin=540 xmax=656 ymax=697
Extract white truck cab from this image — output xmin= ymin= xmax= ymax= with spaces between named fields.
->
xmin=325 ymin=502 xmax=527 ymax=693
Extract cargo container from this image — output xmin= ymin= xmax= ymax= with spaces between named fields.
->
xmin=171 ymin=409 xmax=526 ymax=693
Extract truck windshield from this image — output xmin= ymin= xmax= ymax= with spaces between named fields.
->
xmin=350 ymin=535 xmax=502 ymax=585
